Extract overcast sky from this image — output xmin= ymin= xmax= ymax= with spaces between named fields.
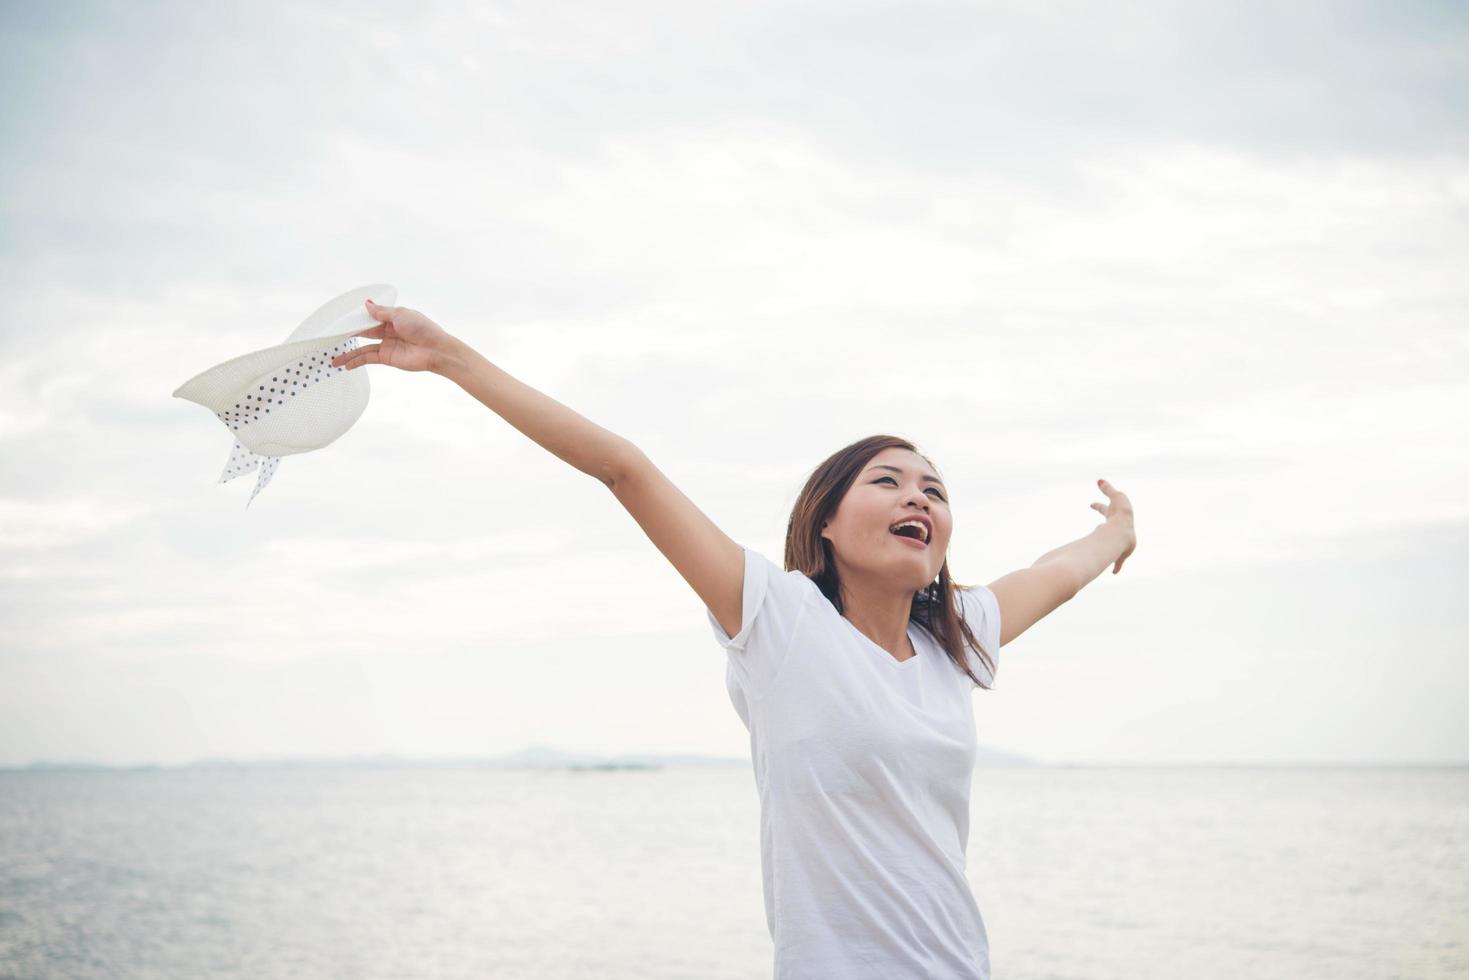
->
xmin=1 ymin=0 xmax=1465 ymax=767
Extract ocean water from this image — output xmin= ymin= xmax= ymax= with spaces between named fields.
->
xmin=0 ymin=766 xmax=1464 ymax=979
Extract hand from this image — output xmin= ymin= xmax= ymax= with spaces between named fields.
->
xmin=331 ymin=299 xmax=455 ymax=374
xmin=1088 ymin=478 xmax=1137 ymax=574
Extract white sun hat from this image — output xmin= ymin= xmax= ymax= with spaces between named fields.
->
xmin=173 ymin=283 xmax=396 ymax=507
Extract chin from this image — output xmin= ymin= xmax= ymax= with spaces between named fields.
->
xmin=892 ymin=559 xmax=937 ymax=588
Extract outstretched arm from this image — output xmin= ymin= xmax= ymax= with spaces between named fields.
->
xmin=434 ymin=334 xmax=637 ymax=488
xmin=985 ymin=478 xmax=1137 ymax=646
xmin=334 ymin=301 xmax=746 ymax=640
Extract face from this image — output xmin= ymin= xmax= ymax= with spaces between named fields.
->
xmin=820 ymin=447 xmax=952 ymax=593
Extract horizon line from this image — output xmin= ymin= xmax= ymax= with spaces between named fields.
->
xmin=4 ymin=755 xmax=1466 ymax=772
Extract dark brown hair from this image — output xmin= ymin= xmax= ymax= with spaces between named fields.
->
xmin=783 ymin=434 xmax=996 ymax=690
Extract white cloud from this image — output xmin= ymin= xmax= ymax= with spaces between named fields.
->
xmin=1 ymin=0 xmax=1466 ymax=765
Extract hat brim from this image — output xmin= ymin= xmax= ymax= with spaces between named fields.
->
xmin=171 ymin=283 xmax=397 ymax=413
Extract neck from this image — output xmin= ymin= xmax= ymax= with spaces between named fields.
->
xmin=836 ymin=568 xmax=917 ymax=659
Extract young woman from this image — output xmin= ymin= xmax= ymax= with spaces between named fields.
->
xmin=333 ymin=298 xmax=1138 ymax=980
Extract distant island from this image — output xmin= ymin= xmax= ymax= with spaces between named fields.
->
xmin=7 ymin=751 xmax=1461 ymax=771
xmin=8 ymin=742 xmax=1041 ymax=771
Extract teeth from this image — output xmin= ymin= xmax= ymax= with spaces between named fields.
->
xmin=891 ymin=520 xmax=928 ymax=543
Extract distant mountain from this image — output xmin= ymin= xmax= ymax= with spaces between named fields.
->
xmin=469 ymin=745 xmax=743 ymax=770
xmin=11 ymin=752 xmax=1461 ymax=771
xmin=12 ymin=743 xmax=1036 ymax=771
xmin=170 ymin=745 xmax=747 ymax=771
xmin=20 ymin=759 xmax=147 ymax=771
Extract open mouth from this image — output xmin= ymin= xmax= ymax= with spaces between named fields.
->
xmin=889 ymin=520 xmax=929 ymax=547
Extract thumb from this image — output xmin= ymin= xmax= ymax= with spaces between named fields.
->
xmin=365 ymin=298 xmax=394 ymax=322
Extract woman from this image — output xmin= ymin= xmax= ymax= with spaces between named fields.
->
xmin=333 ymin=298 xmax=1138 ymax=979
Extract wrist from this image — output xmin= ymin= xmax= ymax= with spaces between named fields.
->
xmin=430 ymin=334 xmax=474 ymax=381
xmin=1095 ymin=519 xmax=1133 ymax=558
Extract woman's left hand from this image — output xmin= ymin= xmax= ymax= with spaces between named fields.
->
xmin=1089 ymin=478 xmax=1137 ymax=574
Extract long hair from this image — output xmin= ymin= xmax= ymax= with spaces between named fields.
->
xmin=783 ymin=434 xmax=996 ymax=690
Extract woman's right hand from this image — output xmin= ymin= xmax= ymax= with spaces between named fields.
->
xmin=331 ymin=299 xmax=455 ymax=374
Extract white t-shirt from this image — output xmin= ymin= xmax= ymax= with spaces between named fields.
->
xmin=706 ymin=546 xmax=1002 ymax=980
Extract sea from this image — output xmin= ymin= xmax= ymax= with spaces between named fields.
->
xmin=1 ymin=766 xmax=1464 ymax=979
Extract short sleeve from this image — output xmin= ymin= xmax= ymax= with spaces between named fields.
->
xmin=957 ymin=585 xmax=1002 ymax=690
xmin=706 ymin=547 xmax=817 ymax=699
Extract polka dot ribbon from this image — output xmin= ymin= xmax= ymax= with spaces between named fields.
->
xmin=218 ymin=441 xmax=280 ymax=508
xmin=207 ymin=338 xmax=360 ymax=508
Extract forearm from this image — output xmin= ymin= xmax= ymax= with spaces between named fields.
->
xmin=1032 ymin=523 xmax=1131 ymax=591
xmin=432 ymin=335 xmax=635 ymax=487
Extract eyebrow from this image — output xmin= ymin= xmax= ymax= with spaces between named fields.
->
xmin=865 ymin=464 xmax=945 ymax=488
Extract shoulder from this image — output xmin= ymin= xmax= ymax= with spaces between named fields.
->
xmin=953 ymin=584 xmax=1001 ymax=688
xmin=955 ymin=583 xmax=999 ymax=634
xmin=725 ymin=548 xmax=824 ymax=639
xmin=745 ymin=549 xmax=822 ymax=599
xmin=743 ymin=549 xmax=819 ymax=592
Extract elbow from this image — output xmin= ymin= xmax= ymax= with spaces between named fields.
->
xmin=600 ymin=439 xmax=645 ymax=490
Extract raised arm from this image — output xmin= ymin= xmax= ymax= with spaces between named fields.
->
xmin=333 ymin=301 xmax=744 ymax=639
xmin=985 ymin=478 xmax=1137 ymax=646
xmin=433 ymin=332 xmax=637 ymax=489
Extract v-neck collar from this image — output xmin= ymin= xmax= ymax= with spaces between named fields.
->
xmin=840 ymin=614 xmax=922 ymax=669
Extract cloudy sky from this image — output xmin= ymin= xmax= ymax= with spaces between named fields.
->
xmin=1 ymin=0 xmax=1465 ymax=767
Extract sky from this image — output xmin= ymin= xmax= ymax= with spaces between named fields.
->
xmin=1 ymin=0 xmax=1465 ymax=767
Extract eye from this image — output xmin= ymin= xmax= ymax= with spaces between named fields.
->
xmin=874 ymin=476 xmax=945 ymax=501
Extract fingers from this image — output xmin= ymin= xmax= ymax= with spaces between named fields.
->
xmin=1114 ymin=539 xmax=1136 ymax=574
xmin=334 ymin=344 xmax=381 ymax=369
xmin=1090 ymin=502 xmax=1106 ymax=515
xmin=365 ymin=298 xmax=396 ymax=322
xmin=1097 ymin=478 xmax=1133 ymax=514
